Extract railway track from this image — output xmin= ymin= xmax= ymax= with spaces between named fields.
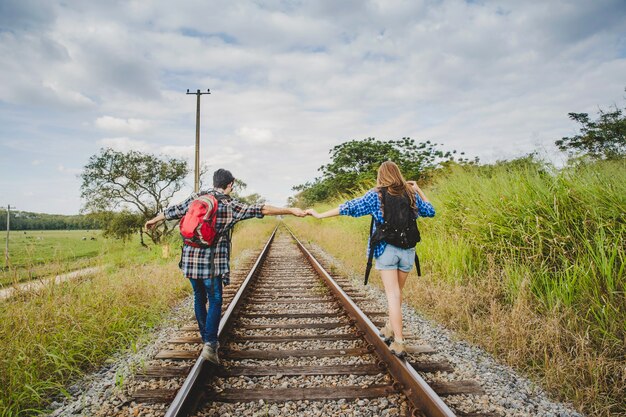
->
xmin=131 ymin=225 xmax=492 ymax=417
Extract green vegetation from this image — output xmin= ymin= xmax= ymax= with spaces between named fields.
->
xmin=79 ymin=149 xmax=273 ymax=245
xmin=555 ymin=95 xmax=626 ymax=160
xmin=0 ymin=218 xmax=277 ymax=416
xmin=0 ymin=230 xmax=115 ymax=287
xmin=287 ymin=157 xmax=625 ymax=416
xmin=81 ymin=148 xmax=189 ymax=244
xmin=291 ymin=137 xmax=474 ymax=207
xmin=0 ymin=210 xmax=102 ymax=230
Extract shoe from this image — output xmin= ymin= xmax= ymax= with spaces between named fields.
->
xmin=378 ymin=321 xmax=394 ymax=345
xmin=389 ymin=339 xmax=407 ymax=359
xmin=201 ymin=343 xmax=220 ymax=365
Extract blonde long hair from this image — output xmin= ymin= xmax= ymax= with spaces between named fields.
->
xmin=376 ymin=161 xmax=416 ymax=208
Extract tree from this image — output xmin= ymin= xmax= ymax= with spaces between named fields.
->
xmin=236 ymin=193 xmax=267 ymax=205
xmin=99 ymin=211 xmax=147 ymax=245
xmin=0 ymin=210 xmax=103 ymax=230
xmin=555 ymin=95 xmax=626 ymax=159
xmin=292 ymin=137 xmax=472 ymax=206
xmin=80 ymin=148 xmax=188 ymax=243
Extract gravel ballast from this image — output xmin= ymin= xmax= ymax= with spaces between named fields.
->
xmin=46 ymin=237 xmax=585 ymax=417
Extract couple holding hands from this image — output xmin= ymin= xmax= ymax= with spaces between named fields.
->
xmin=145 ymin=161 xmax=434 ymax=364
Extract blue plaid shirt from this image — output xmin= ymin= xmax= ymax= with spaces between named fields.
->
xmin=164 ymin=189 xmax=265 ymax=284
xmin=339 ymin=188 xmax=435 ymax=258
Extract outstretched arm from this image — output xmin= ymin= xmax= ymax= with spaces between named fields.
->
xmin=145 ymin=192 xmax=199 ymax=230
xmin=262 ymin=205 xmax=307 ymax=217
xmin=145 ymin=213 xmax=165 ymax=230
xmin=305 ymin=207 xmax=340 ymax=219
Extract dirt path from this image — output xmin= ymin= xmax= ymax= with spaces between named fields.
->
xmin=0 ymin=266 xmax=103 ymax=300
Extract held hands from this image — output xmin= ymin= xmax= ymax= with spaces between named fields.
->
xmin=305 ymin=209 xmax=322 ymax=219
xmin=287 ymin=208 xmax=324 ymax=218
xmin=290 ymin=208 xmax=308 ymax=217
xmin=287 ymin=207 xmax=321 ymax=218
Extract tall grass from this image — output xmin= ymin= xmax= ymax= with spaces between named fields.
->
xmin=0 ymin=218 xmax=276 ymax=416
xmin=426 ymin=160 xmax=625 ymax=344
xmin=286 ymin=158 xmax=625 ymax=416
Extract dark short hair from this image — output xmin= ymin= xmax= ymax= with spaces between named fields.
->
xmin=213 ymin=168 xmax=235 ymax=189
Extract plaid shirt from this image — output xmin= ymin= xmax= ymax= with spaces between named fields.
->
xmin=164 ymin=189 xmax=265 ymax=284
xmin=339 ymin=188 xmax=435 ymax=258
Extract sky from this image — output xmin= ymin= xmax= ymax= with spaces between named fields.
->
xmin=1 ymin=0 xmax=625 ymax=215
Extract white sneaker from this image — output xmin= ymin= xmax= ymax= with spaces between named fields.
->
xmin=201 ymin=343 xmax=220 ymax=365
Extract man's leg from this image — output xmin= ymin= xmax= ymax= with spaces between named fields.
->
xmin=205 ymin=276 xmax=223 ymax=347
xmin=189 ymin=278 xmax=209 ymax=342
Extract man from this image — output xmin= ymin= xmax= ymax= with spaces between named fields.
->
xmin=145 ymin=168 xmax=306 ymax=364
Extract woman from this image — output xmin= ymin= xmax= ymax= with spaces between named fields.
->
xmin=306 ymin=161 xmax=435 ymax=357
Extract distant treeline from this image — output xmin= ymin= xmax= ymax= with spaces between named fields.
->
xmin=0 ymin=210 xmax=103 ymax=230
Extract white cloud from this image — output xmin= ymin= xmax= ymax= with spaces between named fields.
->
xmin=31 ymin=160 xmax=41 ymax=166
xmin=1 ymin=0 xmax=626 ymax=213
xmin=57 ymin=164 xmax=82 ymax=175
xmin=160 ymin=145 xmax=195 ymax=159
xmin=98 ymin=138 xmax=197 ymax=160
xmin=42 ymin=80 xmax=95 ymax=107
xmin=98 ymin=137 xmax=151 ymax=152
xmin=236 ymin=126 xmax=274 ymax=144
xmin=95 ymin=116 xmax=152 ymax=133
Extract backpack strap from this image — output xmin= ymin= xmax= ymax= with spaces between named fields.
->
xmin=379 ymin=187 xmax=387 ymax=220
xmin=364 ymin=216 xmax=375 ymax=285
xmin=364 ymin=187 xmax=385 ymax=286
xmin=415 ymin=252 xmax=421 ymax=276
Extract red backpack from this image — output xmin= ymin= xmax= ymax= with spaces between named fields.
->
xmin=179 ymin=194 xmax=223 ymax=247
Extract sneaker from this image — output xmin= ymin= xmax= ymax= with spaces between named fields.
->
xmin=389 ymin=339 xmax=407 ymax=359
xmin=201 ymin=343 xmax=220 ymax=365
xmin=378 ymin=321 xmax=394 ymax=345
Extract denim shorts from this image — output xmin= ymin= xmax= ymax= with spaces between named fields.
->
xmin=375 ymin=244 xmax=416 ymax=272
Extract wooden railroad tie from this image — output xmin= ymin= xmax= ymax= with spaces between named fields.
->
xmin=205 ymin=385 xmax=396 ymax=402
xmin=132 ymin=379 xmax=483 ymax=403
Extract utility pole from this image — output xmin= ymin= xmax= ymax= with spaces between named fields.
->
xmin=2 ymin=204 xmax=14 ymax=268
xmin=186 ymin=89 xmax=211 ymax=193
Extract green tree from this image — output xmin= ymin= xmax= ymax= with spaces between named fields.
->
xmin=0 ymin=210 xmax=103 ymax=230
xmin=80 ymin=148 xmax=188 ymax=244
xmin=555 ymin=95 xmax=626 ymax=159
xmin=99 ymin=211 xmax=147 ymax=245
xmin=292 ymin=137 xmax=472 ymax=206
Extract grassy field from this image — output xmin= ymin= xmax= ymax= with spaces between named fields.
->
xmin=286 ymin=158 xmax=625 ymax=417
xmin=0 ymin=218 xmax=277 ymax=417
xmin=0 ymin=230 xmax=113 ymax=287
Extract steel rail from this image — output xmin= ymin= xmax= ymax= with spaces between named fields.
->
xmin=287 ymin=226 xmax=456 ymax=417
xmin=164 ymin=226 xmax=278 ymax=417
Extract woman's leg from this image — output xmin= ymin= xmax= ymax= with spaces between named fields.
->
xmin=398 ymin=269 xmax=409 ymax=291
xmin=189 ymin=279 xmax=209 ymax=343
xmin=380 ymin=269 xmax=404 ymax=341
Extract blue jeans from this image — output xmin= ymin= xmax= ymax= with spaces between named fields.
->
xmin=189 ymin=277 xmax=223 ymax=347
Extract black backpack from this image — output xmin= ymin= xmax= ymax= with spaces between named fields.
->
xmin=364 ymin=187 xmax=421 ymax=285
